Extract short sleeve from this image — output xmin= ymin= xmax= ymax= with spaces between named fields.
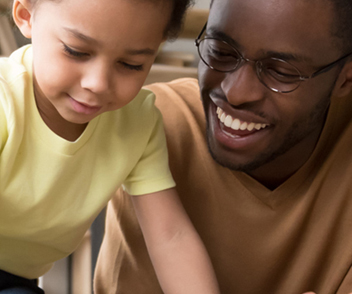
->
xmin=122 ymin=105 xmax=175 ymax=196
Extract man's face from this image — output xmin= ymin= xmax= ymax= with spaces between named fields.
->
xmin=199 ymin=0 xmax=343 ymax=180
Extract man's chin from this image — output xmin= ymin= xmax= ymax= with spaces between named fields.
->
xmin=207 ymin=136 xmax=254 ymax=173
xmin=206 ymin=128 xmax=276 ymax=173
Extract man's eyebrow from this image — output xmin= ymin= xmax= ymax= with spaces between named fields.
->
xmin=206 ymin=27 xmax=313 ymax=63
xmin=63 ymin=27 xmax=156 ymax=56
xmin=206 ymin=28 xmax=242 ymax=49
xmin=264 ymin=50 xmax=313 ymax=63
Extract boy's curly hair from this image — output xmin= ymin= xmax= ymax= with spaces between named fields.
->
xmin=166 ymin=0 xmax=195 ymax=40
xmin=23 ymin=0 xmax=194 ymax=41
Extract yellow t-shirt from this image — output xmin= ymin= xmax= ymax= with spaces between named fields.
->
xmin=0 ymin=45 xmax=175 ymax=279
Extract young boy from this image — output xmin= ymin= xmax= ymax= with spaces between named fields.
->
xmin=0 ymin=0 xmax=220 ymax=293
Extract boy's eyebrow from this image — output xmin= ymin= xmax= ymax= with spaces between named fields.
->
xmin=63 ymin=27 xmax=156 ymax=56
xmin=206 ymin=27 xmax=313 ymax=63
xmin=125 ymin=48 xmax=156 ymax=56
xmin=64 ymin=27 xmax=98 ymax=44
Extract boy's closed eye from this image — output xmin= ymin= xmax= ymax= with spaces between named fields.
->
xmin=119 ymin=62 xmax=144 ymax=71
xmin=62 ymin=44 xmax=144 ymax=71
xmin=63 ymin=43 xmax=90 ymax=58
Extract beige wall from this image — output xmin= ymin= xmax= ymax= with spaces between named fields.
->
xmin=195 ymin=0 xmax=211 ymax=9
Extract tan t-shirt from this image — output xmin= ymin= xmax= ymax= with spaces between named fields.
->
xmin=94 ymin=78 xmax=352 ymax=294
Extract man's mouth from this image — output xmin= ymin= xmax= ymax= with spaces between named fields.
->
xmin=208 ymin=101 xmax=272 ymax=152
xmin=216 ymin=107 xmax=269 ymax=132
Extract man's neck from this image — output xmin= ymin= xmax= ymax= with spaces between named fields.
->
xmin=247 ymin=124 xmax=325 ymax=190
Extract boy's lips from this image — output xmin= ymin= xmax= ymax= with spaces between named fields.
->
xmin=69 ymin=96 xmax=102 ymax=115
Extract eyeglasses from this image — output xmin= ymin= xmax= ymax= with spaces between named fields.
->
xmin=195 ymin=22 xmax=352 ymax=93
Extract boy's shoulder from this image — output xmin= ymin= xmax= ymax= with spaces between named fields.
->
xmin=0 ymin=46 xmax=32 ymax=120
xmin=0 ymin=45 xmax=32 ymax=86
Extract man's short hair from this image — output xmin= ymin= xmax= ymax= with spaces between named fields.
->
xmin=329 ymin=0 xmax=352 ymax=52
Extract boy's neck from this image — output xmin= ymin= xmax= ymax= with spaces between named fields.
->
xmin=37 ymin=103 xmax=88 ymax=141
xmin=33 ymin=84 xmax=88 ymax=142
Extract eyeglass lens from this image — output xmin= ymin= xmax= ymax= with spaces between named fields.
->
xmin=197 ymin=38 xmax=302 ymax=93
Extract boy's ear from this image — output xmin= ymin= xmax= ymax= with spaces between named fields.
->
xmin=332 ymin=60 xmax=352 ymax=98
xmin=12 ymin=0 xmax=33 ymax=39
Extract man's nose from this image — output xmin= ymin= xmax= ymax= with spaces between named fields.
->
xmin=81 ymin=62 xmax=112 ymax=94
xmin=221 ymin=62 xmax=266 ymax=106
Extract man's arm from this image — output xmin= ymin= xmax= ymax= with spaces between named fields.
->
xmin=130 ymin=187 xmax=220 ymax=294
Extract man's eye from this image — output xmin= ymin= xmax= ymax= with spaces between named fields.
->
xmin=266 ymin=67 xmax=301 ymax=81
xmin=207 ymin=47 xmax=238 ymax=63
xmin=209 ymin=48 xmax=232 ymax=58
xmin=121 ymin=62 xmax=144 ymax=71
xmin=63 ymin=44 xmax=89 ymax=58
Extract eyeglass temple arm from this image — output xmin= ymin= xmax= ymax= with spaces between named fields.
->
xmin=307 ymin=51 xmax=352 ymax=80
xmin=195 ymin=22 xmax=208 ymax=46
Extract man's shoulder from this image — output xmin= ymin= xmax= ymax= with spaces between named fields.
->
xmin=145 ymin=77 xmax=199 ymax=90
xmin=144 ymin=78 xmax=201 ymax=116
xmin=144 ymin=78 xmax=206 ymax=154
xmin=145 ymin=78 xmax=200 ymax=103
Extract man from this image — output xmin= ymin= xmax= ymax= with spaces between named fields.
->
xmin=94 ymin=0 xmax=352 ymax=293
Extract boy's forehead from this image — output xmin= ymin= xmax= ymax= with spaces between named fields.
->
xmin=32 ymin=0 xmax=171 ymax=48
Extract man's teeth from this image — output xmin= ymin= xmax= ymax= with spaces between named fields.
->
xmin=216 ymin=107 xmax=268 ymax=131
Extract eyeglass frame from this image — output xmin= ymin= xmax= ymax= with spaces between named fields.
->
xmin=195 ymin=22 xmax=352 ymax=93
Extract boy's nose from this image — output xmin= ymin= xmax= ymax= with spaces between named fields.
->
xmin=81 ymin=63 xmax=112 ymax=94
xmin=221 ymin=63 xmax=266 ymax=106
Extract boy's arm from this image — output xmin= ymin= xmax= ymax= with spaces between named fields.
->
xmin=130 ymin=187 xmax=220 ymax=294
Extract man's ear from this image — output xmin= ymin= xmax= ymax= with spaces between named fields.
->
xmin=332 ymin=61 xmax=352 ymax=97
xmin=12 ymin=0 xmax=33 ymax=39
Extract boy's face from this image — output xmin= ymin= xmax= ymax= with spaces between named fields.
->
xmin=19 ymin=0 xmax=171 ymax=125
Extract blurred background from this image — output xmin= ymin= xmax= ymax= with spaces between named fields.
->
xmin=0 ymin=0 xmax=210 ymax=293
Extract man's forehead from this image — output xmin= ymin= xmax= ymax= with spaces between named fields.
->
xmin=208 ymin=0 xmax=334 ymax=38
xmin=210 ymin=0 xmax=328 ymax=7
xmin=207 ymin=0 xmax=339 ymax=63
xmin=209 ymin=0 xmax=332 ymax=22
